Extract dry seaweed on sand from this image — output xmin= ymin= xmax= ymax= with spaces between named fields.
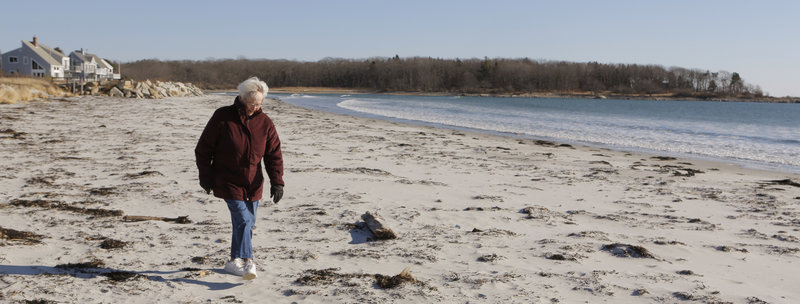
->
xmin=295 ymin=267 xmax=421 ymax=289
xmin=23 ymin=300 xmax=58 ymax=304
xmin=477 ymin=254 xmax=502 ymax=262
xmin=374 ymin=267 xmax=420 ymax=289
xmin=760 ymin=179 xmax=800 ymax=188
xmin=0 ymin=128 xmax=26 ymax=139
xmin=520 ymin=205 xmax=569 ymax=221
xmin=191 ymin=256 xmax=208 ymax=264
xmin=672 ymin=167 xmax=704 ymax=177
xmin=88 ymin=187 xmax=117 ymax=196
xmin=632 ymin=289 xmax=649 ymax=296
xmin=122 ymin=215 xmax=192 ymax=224
xmin=25 ymin=176 xmax=56 ymax=186
xmin=219 ymin=295 xmax=244 ymax=303
xmin=651 ymin=156 xmax=677 ymax=161
xmin=295 ymin=268 xmax=370 ymax=286
xmin=468 ymin=227 xmax=516 ymax=236
xmin=601 ymin=243 xmax=656 ymax=258
xmin=99 ymin=238 xmax=129 ymax=249
xmin=9 ymin=199 xmax=124 ymax=217
xmin=55 ymin=260 xmax=106 ymax=270
xmin=122 ymin=170 xmax=164 ymax=180
xmin=545 ymin=253 xmax=577 ymax=261
xmin=0 ymin=226 xmax=45 ymax=245
xmin=104 ymin=271 xmax=142 ymax=282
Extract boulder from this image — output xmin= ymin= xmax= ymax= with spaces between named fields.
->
xmin=148 ymin=87 xmax=161 ymax=99
xmin=124 ymin=88 xmax=142 ymax=98
xmin=166 ymin=84 xmax=181 ymax=97
xmin=109 ymin=87 xmax=124 ymax=97
xmin=118 ymin=80 xmax=133 ymax=90
xmin=139 ymin=82 xmax=152 ymax=98
xmin=156 ymin=86 xmax=168 ymax=98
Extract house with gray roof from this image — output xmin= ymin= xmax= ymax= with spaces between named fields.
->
xmin=1 ymin=36 xmax=69 ymax=78
xmin=69 ymin=48 xmax=118 ymax=81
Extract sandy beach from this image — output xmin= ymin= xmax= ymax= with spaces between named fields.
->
xmin=1 ymin=95 xmax=799 ymax=303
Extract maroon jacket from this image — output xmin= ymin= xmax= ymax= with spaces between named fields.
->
xmin=195 ymin=97 xmax=284 ymax=202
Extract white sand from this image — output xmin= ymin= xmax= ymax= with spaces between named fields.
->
xmin=1 ymin=95 xmax=799 ymax=303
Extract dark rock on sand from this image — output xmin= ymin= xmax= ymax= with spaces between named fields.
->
xmin=601 ymin=243 xmax=655 ymax=258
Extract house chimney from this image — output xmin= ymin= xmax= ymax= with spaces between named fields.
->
xmin=81 ymin=48 xmax=85 ymax=55
xmin=33 ymin=36 xmax=38 ymax=47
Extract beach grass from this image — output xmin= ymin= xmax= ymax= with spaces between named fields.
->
xmin=0 ymin=77 xmax=70 ymax=104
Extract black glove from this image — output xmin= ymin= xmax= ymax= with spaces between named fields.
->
xmin=270 ymin=185 xmax=284 ymax=204
xmin=200 ymin=180 xmax=212 ymax=194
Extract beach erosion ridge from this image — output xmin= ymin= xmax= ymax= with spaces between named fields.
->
xmin=0 ymin=94 xmax=799 ymax=303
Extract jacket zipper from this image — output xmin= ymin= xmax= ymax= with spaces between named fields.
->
xmin=243 ymin=117 xmax=252 ymax=201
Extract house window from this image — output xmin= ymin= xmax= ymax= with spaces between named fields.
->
xmin=23 ymin=57 xmax=28 ymax=64
xmin=9 ymin=57 xmax=18 ymax=63
xmin=32 ymin=60 xmax=43 ymax=70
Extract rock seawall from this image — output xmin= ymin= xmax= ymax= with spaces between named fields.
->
xmin=72 ymin=80 xmax=204 ymax=99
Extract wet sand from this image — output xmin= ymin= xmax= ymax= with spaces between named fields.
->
xmin=1 ymin=95 xmax=799 ymax=303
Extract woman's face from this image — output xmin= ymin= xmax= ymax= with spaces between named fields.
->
xmin=243 ymin=94 xmax=263 ymax=116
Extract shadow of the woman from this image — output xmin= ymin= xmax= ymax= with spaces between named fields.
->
xmin=0 ymin=264 xmax=243 ymax=290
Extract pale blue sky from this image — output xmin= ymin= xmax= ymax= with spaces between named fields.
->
xmin=2 ymin=0 xmax=799 ymax=96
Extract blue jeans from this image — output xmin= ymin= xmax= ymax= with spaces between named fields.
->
xmin=225 ymin=199 xmax=258 ymax=259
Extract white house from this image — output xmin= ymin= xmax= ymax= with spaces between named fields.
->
xmin=1 ymin=36 xmax=69 ymax=78
xmin=69 ymin=48 xmax=118 ymax=81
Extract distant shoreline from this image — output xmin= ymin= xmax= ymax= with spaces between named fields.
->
xmin=207 ymin=87 xmax=800 ymax=103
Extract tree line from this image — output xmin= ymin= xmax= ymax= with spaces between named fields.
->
xmin=120 ymin=56 xmax=765 ymax=98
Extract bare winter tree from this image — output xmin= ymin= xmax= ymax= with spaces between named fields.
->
xmin=121 ymin=57 xmax=765 ymax=98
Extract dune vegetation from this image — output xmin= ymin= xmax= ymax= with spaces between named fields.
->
xmin=0 ymin=77 xmax=70 ymax=104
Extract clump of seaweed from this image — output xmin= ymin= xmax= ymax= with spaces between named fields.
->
xmin=468 ymin=228 xmax=516 ymax=236
xmin=25 ymin=176 xmax=55 ymax=186
xmin=545 ymin=253 xmax=578 ymax=261
xmin=0 ymin=128 xmax=26 ymax=139
xmin=295 ymin=268 xmax=363 ymax=285
xmin=761 ymin=179 xmax=800 ymax=188
xmin=374 ymin=267 xmax=420 ymax=289
xmin=9 ymin=199 xmax=123 ymax=217
xmin=122 ymin=215 xmax=191 ymax=224
xmin=191 ymin=256 xmax=208 ymax=264
xmin=295 ymin=267 xmax=421 ymax=289
xmin=24 ymin=300 xmax=57 ymax=304
xmin=100 ymin=238 xmax=128 ymax=249
xmin=477 ymin=254 xmax=502 ymax=262
xmin=104 ymin=271 xmax=141 ymax=282
xmin=55 ymin=260 xmax=106 ymax=270
xmin=651 ymin=156 xmax=677 ymax=161
xmin=1 ymin=226 xmax=45 ymax=245
xmin=123 ymin=170 xmax=164 ymax=180
xmin=89 ymin=187 xmax=117 ymax=196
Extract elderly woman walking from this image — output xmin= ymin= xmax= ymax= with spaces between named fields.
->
xmin=195 ymin=77 xmax=284 ymax=280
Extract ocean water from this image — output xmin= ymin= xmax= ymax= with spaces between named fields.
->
xmin=274 ymin=93 xmax=800 ymax=174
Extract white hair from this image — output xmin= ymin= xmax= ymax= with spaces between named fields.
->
xmin=237 ymin=77 xmax=269 ymax=102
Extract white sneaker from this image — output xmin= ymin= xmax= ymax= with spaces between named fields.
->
xmin=224 ymin=258 xmax=245 ymax=276
xmin=242 ymin=260 xmax=257 ymax=280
